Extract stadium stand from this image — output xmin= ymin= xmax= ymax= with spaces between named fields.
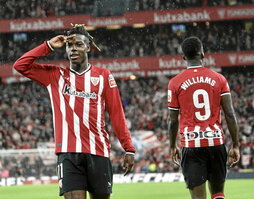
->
xmin=0 ymin=0 xmax=254 ymax=179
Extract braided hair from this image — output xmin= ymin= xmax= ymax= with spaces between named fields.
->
xmin=67 ymin=23 xmax=101 ymax=51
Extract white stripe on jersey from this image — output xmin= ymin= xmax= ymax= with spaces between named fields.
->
xmin=221 ymin=92 xmax=231 ymax=96
xmin=183 ymin=127 xmax=188 ymax=147
xmin=206 ymin=127 xmax=214 ymax=146
xmin=89 ymin=131 xmax=96 ymax=155
xmin=214 ymin=124 xmax=223 ymax=145
xmin=97 ymin=75 xmax=109 ymax=157
xmin=83 ymin=71 xmax=90 ymax=129
xmin=59 ymin=75 xmax=68 ymax=152
xmin=83 ymin=71 xmax=96 ymax=154
xmin=194 ymin=126 xmax=201 ymax=147
xmin=69 ymin=72 xmax=82 ymax=152
xmin=47 ymin=84 xmax=56 ymax=137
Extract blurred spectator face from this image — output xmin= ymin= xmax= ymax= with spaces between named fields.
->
xmin=65 ymin=34 xmax=90 ymax=65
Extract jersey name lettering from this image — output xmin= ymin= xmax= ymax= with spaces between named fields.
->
xmin=181 ymin=76 xmax=216 ymax=90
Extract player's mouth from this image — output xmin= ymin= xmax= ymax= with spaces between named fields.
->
xmin=70 ymin=54 xmax=79 ymax=60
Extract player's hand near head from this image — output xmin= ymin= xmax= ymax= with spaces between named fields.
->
xmin=48 ymin=35 xmax=76 ymax=49
xmin=170 ymin=147 xmax=181 ymax=166
xmin=228 ymin=146 xmax=240 ymax=168
xmin=122 ymin=153 xmax=135 ymax=176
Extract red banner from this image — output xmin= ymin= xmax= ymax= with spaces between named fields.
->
xmin=1 ymin=5 xmax=254 ymax=33
xmin=1 ymin=51 xmax=254 ymax=82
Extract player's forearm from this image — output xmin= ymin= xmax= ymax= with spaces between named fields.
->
xmin=225 ymin=113 xmax=240 ymax=148
xmin=111 ymin=114 xmax=136 ymax=152
xmin=168 ymin=119 xmax=179 ymax=149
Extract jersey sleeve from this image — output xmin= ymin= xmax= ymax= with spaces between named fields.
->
xmin=219 ymin=74 xmax=231 ymax=96
xmin=167 ymin=79 xmax=180 ymax=110
xmin=104 ymin=70 xmax=136 ymax=153
xmin=13 ymin=41 xmax=57 ymax=86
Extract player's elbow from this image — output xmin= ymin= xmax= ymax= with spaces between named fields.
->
xmin=13 ymin=59 xmax=26 ymax=74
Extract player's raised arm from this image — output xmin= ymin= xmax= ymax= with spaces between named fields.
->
xmin=13 ymin=36 xmax=66 ymax=86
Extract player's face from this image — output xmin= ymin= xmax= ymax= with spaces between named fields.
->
xmin=66 ymin=34 xmax=90 ymax=64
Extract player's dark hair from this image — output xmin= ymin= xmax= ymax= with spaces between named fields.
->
xmin=181 ymin=36 xmax=203 ymax=60
xmin=67 ymin=24 xmax=101 ymax=51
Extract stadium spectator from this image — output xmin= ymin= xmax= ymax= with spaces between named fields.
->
xmin=168 ymin=36 xmax=240 ymax=199
xmin=13 ymin=24 xmax=135 ymax=199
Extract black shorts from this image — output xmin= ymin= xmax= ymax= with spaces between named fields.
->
xmin=56 ymin=153 xmax=113 ymax=196
xmin=181 ymin=144 xmax=227 ymax=189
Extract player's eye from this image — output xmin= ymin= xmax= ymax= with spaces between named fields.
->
xmin=66 ymin=43 xmax=72 ymax=47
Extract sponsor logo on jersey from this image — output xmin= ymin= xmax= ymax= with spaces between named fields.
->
xmin=185 ymin=130 xmax=222 ymax=140
xmin=108 ymin=74 xmax=117 ymax=88
xmin=63 ymin=84 xmax=97 ymax=99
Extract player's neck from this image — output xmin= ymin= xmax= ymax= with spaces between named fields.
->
xmin=70 ymin=61 xmax=90 ymax=75
xmin=187 ymin=60 xmax=203 ymax=68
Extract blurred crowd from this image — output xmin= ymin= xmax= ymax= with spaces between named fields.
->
xmin=0 ymin=0 xmax=254 ymax=178
xmin=0 ymin=0 xmax=253 ymax=19
xmin=1 ymin=20 xmax=254 ymax=64
xmin=0 ymin=68 xmax=253 ymax=177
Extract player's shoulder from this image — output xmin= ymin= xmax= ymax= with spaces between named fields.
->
xmin=205 ymin=68 xmax=227 ymax=81
xmin=91 ymin=64 xmax=112 ymax=76
xmin=170 ymin=69 xmax=189 ymax=82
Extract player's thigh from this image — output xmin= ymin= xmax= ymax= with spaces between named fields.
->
xmin=64 ymin=190 xmax=86 ymax=199
xmin=86 ymin=154 xmax=113 ymax=195
xmin=181 ymin=147 xmax=208 ymax=189
xmin=189 ymin=182 xmax=206 ymax=199
xmin=57 ymin=153 xmax=87 ymax=196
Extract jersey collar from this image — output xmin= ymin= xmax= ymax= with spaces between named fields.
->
xmin=187 ymin=65 xmax=203 ymax=69
xmin=70 ymin=63 xmax=91 ymax=75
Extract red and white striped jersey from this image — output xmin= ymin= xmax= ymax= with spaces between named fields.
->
xmin=167 ymin=66 xmax=230 ymax=148
xmin=14 ymin=42 xmax=136 ymax=157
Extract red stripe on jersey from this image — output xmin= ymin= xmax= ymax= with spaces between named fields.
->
xmin=47 ymin=84 xmax=62 ymax=152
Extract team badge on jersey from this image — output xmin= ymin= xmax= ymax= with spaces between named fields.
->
xmin=108 ymin=74 xmax=117 ymax=88
xmin=91 ymin=77 xmax=100 ymax=86
xmin=168 ymin=90 xmax=172 ymax=102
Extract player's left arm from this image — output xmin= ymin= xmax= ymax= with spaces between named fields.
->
xmin=220 ymin=75 xmax=240 ymax=168
xmin=104 ymin=71 xmax=135 ymax=175
xmin=167 ymin=80 xmax=181 ymax=166
xmin=168 ymin=109 xmax=180 ymax=166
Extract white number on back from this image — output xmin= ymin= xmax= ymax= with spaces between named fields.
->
xmin=193 ymin=89 xmax=211 ymax=121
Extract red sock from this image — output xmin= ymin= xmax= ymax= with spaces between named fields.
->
xmin=212 ymin=193 xmax=225 ymax=199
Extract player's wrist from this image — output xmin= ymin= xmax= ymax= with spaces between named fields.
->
xmin=46 ymin=41 xmax=54 ymax=51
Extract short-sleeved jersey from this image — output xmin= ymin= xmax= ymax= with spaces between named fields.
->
xmin=14 ymin=42 xmax=136 ymax=157
xmin=167 ymin=65 xmax=230 ymax=148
